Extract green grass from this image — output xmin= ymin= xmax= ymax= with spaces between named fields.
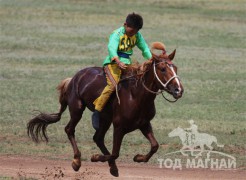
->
xmin=0 ymin=0 xmax=245 ymax=170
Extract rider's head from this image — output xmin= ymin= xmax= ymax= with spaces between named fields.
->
xmin=124 ymin=12 xmax=143 ymax=37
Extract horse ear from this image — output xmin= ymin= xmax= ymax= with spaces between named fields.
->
xmin=168 ymin=49 xmax=176 ymax=60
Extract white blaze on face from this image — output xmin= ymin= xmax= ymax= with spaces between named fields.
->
xmin=169 ymin=65 xmax=181 ymax=92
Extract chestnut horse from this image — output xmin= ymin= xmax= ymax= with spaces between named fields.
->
xmin=27 ymin=42 xmax=183 ymax=177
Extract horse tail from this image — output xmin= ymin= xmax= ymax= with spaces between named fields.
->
xmin=27 ymin=78 xmax=72 ymax=143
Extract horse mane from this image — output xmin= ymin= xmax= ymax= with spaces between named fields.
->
xmin=122 ymin=42 xmax=168 ymax=79
xmin=121 ymin=61 xmax=141 ymax=79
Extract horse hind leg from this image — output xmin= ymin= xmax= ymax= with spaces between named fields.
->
xmin=65 ymin=102 xmax=84 ymax=172
xmin=133 ymin=123 xmax=159 ymax=163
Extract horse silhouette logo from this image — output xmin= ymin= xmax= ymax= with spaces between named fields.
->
xmin=168 ymin=120 xmax=224 ymax=158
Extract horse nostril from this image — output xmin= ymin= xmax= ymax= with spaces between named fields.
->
xmin=174 ymin=88 xmax=180 ymax=94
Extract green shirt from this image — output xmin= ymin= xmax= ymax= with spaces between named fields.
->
xmin=103 ymin=27 xmax=152 ymax=66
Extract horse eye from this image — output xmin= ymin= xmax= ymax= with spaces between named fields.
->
xmin=161 ymin=68 xmax=166 ymax=73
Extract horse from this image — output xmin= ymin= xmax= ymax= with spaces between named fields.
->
xmin=168 ymin=127 xmax=224 ymax=158
xmin=27 ymin=42 xmax=184 ymax=177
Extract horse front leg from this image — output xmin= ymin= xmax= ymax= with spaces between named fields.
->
xmin=134 ymin=122 xmax=159 ymax=163
xmin=91 ymin=126 xmax=125 ymax=177
xmin=91 ymin=117 xmax=117 ymax=174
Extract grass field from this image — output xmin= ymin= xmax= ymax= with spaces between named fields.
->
xmin=0 ymin=0 xmax=245 ymax=169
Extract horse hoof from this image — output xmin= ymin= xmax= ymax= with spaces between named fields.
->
xmin=72 ymin=159 xmax=81 ymax=171
xmin=133 ymin=154 xmax=146 ymax=162
xmin=110 ymin=167 xmax=119 ymax=177
xmin=91 ymin=154 xmax=100 ymax=162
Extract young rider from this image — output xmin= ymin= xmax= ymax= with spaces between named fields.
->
xmin=92 ymin=12 xmax=152 ymax=129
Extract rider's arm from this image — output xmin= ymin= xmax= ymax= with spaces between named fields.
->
xmin=107 ymin=31 xmax=127 ymax=69
xmin=136 ymin=32 xmax=152 ymax=60
xmin=108 ymin=32 xmax=120 ymax=62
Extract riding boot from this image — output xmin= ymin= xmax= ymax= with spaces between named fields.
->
xmin=92 ymin=110 xmax=100 ymax=130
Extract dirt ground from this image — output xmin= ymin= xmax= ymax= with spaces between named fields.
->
xmin=0 ymin=155 xmax=245 ymax=180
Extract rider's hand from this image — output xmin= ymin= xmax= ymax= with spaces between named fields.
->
xmin=117 ymin=61 xmax=127 ymax=69
xmin=113 ymin=57 xmax=127 ymax=69
xmin=147 ymin=58 xmax=153 ymax=64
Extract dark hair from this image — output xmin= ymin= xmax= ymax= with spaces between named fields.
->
xmin=125 ymin=12 xmax=143 ymax=30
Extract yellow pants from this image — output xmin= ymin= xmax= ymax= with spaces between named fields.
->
xmin=93 ymin=64 xmax=122 ymax=112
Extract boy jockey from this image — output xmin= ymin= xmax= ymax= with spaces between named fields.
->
xmin=92 ymin=12 xmax=152 ymax=129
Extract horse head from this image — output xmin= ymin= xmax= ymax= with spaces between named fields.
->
xmin=150 ymin=42 xmax=183 ymax=99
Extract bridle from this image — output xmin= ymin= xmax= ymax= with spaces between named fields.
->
xmin=142 ymin=61 xmax=181 ymax=102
